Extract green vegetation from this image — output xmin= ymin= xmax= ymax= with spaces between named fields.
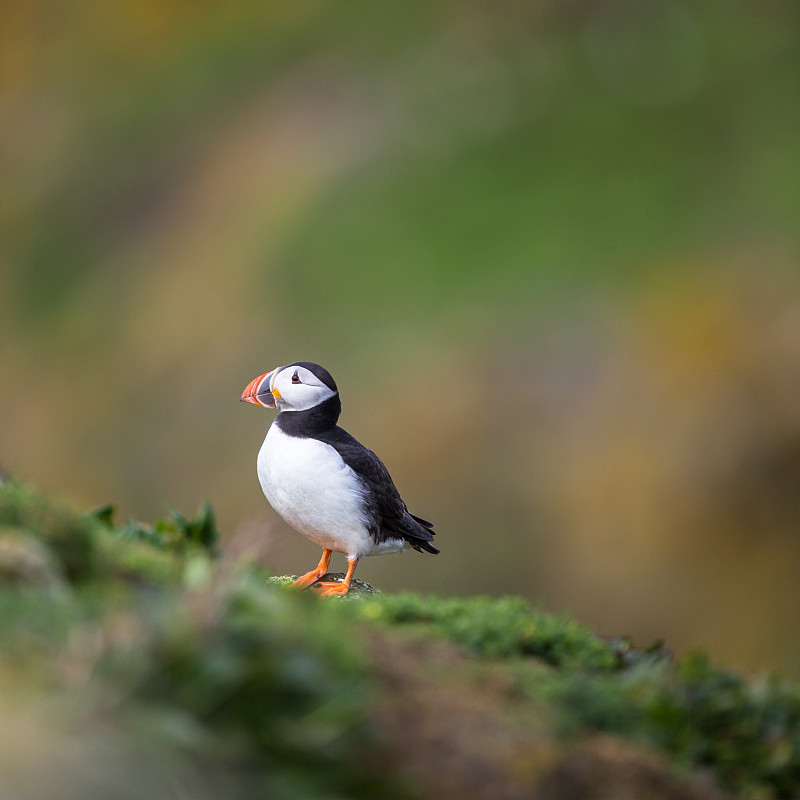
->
xmin=2 ymin=479 xmax=800 ymax=799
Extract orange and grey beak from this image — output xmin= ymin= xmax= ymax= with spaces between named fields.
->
xmin=240 ymin=370 xmax=278 ymax=408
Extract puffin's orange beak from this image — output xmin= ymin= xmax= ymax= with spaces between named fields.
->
xmin=240 ymin=370 xmax=277 ymax=408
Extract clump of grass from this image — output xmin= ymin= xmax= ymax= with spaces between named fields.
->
xmin=103 ymin=501 xmax=220 ymax=554
xmin=0 ymin=479 xmax=220 ymax=589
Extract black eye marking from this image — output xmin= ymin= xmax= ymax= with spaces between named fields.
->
xmin=291 ymin=370 xmax=301 ymax=384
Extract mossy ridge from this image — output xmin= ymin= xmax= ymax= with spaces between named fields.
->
xmin=351 ymin=592 xmax=616 ymax=668
xmin=2 ymin=481 xmax=800 ymax=798
xmin=349 ymin=594 xmax=800 ymax=798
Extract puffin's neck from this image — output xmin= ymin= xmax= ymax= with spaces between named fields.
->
xmin=274 ymin=394 xmax=341 ymax=438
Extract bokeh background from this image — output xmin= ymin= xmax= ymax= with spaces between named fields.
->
xmin=2 ymin=0 xmax=799 ymax=675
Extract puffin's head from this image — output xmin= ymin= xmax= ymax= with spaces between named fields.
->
xmin=240 ymin=362 xmax=338 ymax=412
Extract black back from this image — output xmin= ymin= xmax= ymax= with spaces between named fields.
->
xmin=315 ymin=426 xmax=438 ymax=553
xmin=275 ymin=390 xmax=438 ymax=554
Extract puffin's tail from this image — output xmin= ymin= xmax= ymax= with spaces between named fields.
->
xmin=405 ymin=511 xmax=439 ymax=554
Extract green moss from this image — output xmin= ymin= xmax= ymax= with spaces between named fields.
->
xmin=353 ymin=593 xmax=616 ymax=669
xmin=4 ymin=479 xmax=800 ymax=798
xmin=652 ymin=654 xmax=800 ymax=795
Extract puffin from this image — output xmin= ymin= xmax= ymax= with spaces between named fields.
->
xmin=241 ymin=362 xmax=438 ymax=596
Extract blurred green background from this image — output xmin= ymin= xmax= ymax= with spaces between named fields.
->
xmin=2 ymin=0 xmax=799 ymax=674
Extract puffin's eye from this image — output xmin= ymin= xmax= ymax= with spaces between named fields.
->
xmin=291 ymin=371 xmax=301 ymax=384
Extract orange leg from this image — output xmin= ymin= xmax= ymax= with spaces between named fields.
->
xmin=292 ymin=548 xmax=332 ymax=591
xmin=312 ymin=557 xmax=359 ymax=597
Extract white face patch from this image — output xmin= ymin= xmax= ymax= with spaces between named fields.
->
xmin=271 ymin=365 xmax=337 ymax=412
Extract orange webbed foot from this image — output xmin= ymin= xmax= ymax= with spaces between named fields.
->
xmin=311 ymin=580 xmax=351 ymax=597
xmin=310 ymin=557 xmax=359 ymax=598
xmin=291 ymin=548 xmax=332 ymax=591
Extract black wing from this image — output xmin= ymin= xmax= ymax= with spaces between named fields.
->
xmin=317 ymin=426 xmax=439 ymax=554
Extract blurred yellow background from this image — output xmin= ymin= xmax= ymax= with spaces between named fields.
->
xmin=2 ymin=0 xmax=799 ymax=674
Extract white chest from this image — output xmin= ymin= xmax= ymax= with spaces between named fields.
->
xmin=256 ymin=423 xmax=376 ymax=557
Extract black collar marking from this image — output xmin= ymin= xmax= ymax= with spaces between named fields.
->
xmin=274 ymin=393 xmax=342 ymax=438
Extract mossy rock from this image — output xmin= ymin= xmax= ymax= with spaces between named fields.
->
xmin=269 ymin=573 xmax=382 ymax=595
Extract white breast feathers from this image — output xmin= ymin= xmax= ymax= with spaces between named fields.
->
xmin=257 ymin=423 xmax=403 ymax=559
